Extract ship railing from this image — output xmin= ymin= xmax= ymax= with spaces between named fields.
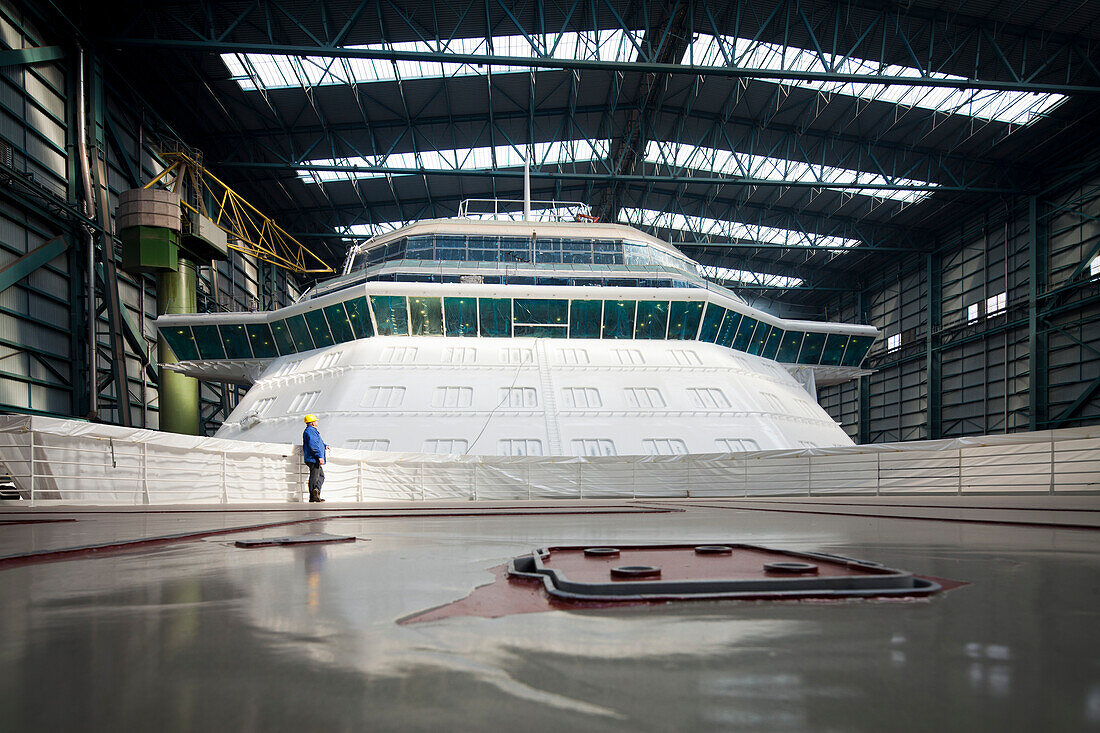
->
xmin=0 ymin=416 xmax=1097 ymax=504
xmin=457 ymin=198 xmax=593 ymax=221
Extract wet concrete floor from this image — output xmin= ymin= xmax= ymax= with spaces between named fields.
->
xmin=0 ymin=501 xmax=1097 ymax=731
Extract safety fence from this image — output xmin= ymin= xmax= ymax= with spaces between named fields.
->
xmin=0 ymin=415 xmax=1096 ymax=504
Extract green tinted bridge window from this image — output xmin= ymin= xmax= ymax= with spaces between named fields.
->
xmin=716 ymin=312 xmax=740 ymax=348
xmin=699 ymin=303 xmax=724 ymax=342
xmin=478 ymin=298 xmax=511 ymax=337
xmin=163 ymin=326 xmax=199 ymax=361
xmin=667 ymin=301 xmax=703 ymax=340
xmin=246 ymin=324 xmax=278 ymax=359
xmin=602 ymin=300 xmax=636 ymax=339
xmin=798 ymin=332 xmax=826 ymax=363
xmin=270 ymin=320 xmax=296 ymax=355
xmin=842 ymin=335 xmax=875 ymax=366
xmin=761 ymin=328 xmax=784 ymax=359
xmin=775 ymin=331 xmax=803 ymax=362
xmin=634 ymin=300 xmax=669 ymax=339
xmin=444 ymin=297 xmax=478 ymax=336
xmin=514 ymin=298 xmax=567 ymax=325
xmin=732 ymin=317 xmax=756 ymax=351
xmin=820 ymin=334 xmax=849 ymax=366
xmin=409 ymin=297 xmax=443 ymax=335
xmin=218 ymin=323 xmax=251 ymax=358
xmin=304 ymin=310 xmax=334 ymax=348
xmin=322 ymin=303 xmax=355 ymax=343
xmin=191 ymin=324 xmax=226 ymax=360
xmin=343 ymin=297 xmax=374 ymax=339
xmin=371 ymin=295 xmax=409 ymax=335
xmin=747 ymin=324 xmax=771 ymax=355
xmin=569 ymin=300 xmax=602 ymax=338
xmin=285 ymin=314 xmax=315 ymax=351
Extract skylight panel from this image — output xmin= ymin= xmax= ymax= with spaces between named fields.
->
xmin=338 ymin=222 xmax=407 ymax=238
xmin=222 ymin=30 xmax=641 ymax=90
xmin=223 ymin=26 xmax=1064 ymax=127
xmin=298 ymin=139 xmax=611 ymax=183
xmin=688 ymin=34 xmax=1065 ymax=126
xmin=618 ymin=207 xmax=860 ymax=250
xmin=696 ymin=264 xmax=804 ymax=289
xmin=645 ymin=141 xmax=934 ymax=204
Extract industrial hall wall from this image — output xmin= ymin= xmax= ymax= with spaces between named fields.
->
xmin=819 ymin=164 xmax=1100 ymax=443
xmin=0 ymin=0 xmax=300 ymax=432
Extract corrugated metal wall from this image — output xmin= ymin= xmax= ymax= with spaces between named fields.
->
xmin=820 ymin=169 xmax=1100 ymax=442
xmin=0 ymin=2 xmax=72 ymax=417
xmin=0 ymin=0 xmax=301 ymax=431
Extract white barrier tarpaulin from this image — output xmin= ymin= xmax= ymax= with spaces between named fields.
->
xmin=0 ymin=415 xmax=1097 ymax=504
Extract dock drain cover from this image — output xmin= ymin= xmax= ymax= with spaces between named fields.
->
xmin=235 ymin=533 xmax=356 ymax=548
xmin=509 ymin=543 xmax=942 ymax=602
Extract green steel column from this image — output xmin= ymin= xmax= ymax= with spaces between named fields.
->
xmin=857 ymin=288 xmax=871 ymax=444
xmin=157 ymin=258 xmax=199 ymax=434
xmin=925 ymin=252 xmax=942 ymax=439
xmin=1028 ymin=197 xmax=1049 ymax=430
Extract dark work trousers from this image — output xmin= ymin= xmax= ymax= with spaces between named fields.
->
xmin=307 ymin=462 xmax=324 ymax=501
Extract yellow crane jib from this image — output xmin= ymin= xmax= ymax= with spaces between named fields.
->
xmin=138 ymin=151 xmax=334 ymax=275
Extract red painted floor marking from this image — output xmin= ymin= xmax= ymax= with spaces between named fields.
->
xmin=397 ymin=564 xmax=967 ymax=625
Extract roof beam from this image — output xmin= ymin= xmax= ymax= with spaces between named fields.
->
xmin=105 ymin=37 xmax=1100 ymax=94
xmin=206 ymin=102 xmax=1020 ymax=174
xmin=270 ymin=179 xmax=930 ymax=245
xmin=220 ymin=160 xmax=1014 ymax=193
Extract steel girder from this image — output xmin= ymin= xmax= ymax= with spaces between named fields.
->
xmin=206 ymin=104 xmax=1025 ymax=185
xmin=107 ymin=0 xmax=1100 ymax=93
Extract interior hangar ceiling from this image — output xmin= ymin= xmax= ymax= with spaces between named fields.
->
xmin=64 ymin=0 xmax=1100 ymax=302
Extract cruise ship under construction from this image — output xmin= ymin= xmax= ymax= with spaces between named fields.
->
xmin=157 ymin=206 xmax=877 ymax=457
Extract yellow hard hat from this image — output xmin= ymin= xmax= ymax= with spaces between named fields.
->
xmin=304 ymin=414 xmax=317 ymax=424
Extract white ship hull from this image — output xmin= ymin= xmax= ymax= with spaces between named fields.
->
xmin=215 ymin=336 xmax=852 ymax=455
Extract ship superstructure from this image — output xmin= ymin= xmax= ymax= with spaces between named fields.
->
xmin=156 ymin=208 xmax=877 ymax=455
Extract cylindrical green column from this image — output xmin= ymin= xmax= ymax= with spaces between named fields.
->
xmin=157 ymin=257 xmax=200 ymax=435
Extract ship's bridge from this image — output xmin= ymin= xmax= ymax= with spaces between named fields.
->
xmin=302 ymin=218 xmax=750 ymax=305
xmin=344 ymin=220 xmax=714 ymax=280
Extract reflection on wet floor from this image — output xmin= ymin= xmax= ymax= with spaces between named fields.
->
xmin=0 ymin=505 xmax=1097 ymax=731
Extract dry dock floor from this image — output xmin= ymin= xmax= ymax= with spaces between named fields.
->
xmin=0 ymin=496 xmax=1097 ymax=731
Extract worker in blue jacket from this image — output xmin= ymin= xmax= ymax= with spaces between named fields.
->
xmin=302 ymin=414 xmax=328 ymax=502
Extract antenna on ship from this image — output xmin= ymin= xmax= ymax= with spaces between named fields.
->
xmin=523 ymin=146 xmax=531 ymax=222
